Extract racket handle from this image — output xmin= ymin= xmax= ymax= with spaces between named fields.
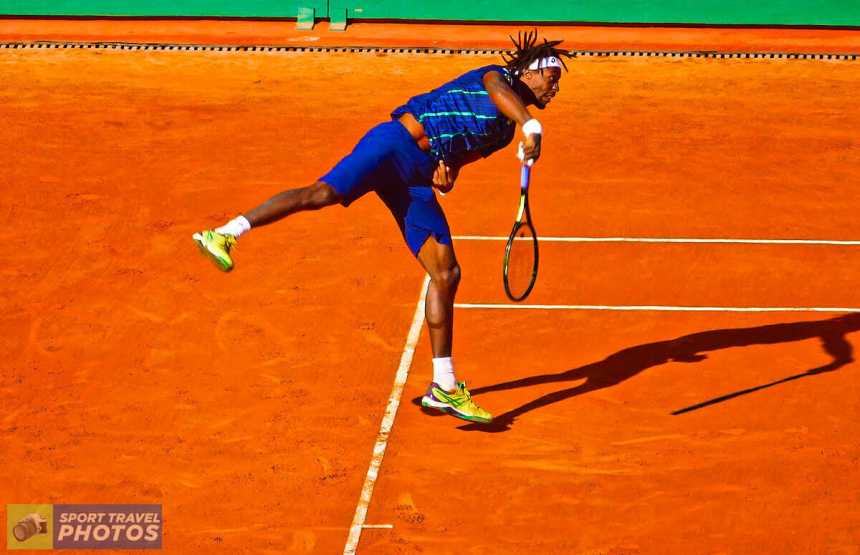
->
xmin=520 ymin=163 xmax=531 ymax=190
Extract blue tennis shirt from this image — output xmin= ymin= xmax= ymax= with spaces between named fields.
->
xmin=391 ymin=64 xmax=516 ymax=167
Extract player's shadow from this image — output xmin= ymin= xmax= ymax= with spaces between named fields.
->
xmin=413 ymin=313 xmax=860 ymax=433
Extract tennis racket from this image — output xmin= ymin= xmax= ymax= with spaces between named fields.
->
xmin=503 ymin=163 xmax=539 ymax=301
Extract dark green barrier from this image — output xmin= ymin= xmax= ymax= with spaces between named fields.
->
xmin=328 ymin=0 xmax=858 ymax=27
xmin=0 ymin=0 xmax=326 ymax=18
xmin=1 ymin=0 xmax=855 ymax=26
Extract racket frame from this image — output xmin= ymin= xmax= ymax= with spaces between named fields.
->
xmin=503 ymin=164 xmax=539 ymax=301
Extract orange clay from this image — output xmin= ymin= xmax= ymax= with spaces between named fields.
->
xmin=1 ymin=34 xmax=859 ymax=554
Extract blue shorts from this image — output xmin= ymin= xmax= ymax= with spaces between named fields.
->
xmin=319 ymin=120 xmax=451 ymax=257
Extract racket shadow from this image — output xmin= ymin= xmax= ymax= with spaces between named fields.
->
xmin=455 ymin=313 xmax=860 ymax=433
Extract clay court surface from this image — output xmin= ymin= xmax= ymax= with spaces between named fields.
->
xmin=2 ymin=35 xmax=860 ymax=554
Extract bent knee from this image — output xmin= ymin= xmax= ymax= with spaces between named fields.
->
xmin=311 ymin=181 xmax=343 ymax=207
xmin=431 ymin=264 xmax=461 ymax=290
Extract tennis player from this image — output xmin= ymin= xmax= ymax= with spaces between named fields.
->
xmin=194 ymin=31 xmax=572 ymax=424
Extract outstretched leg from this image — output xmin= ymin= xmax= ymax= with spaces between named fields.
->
xmin=193 ymin=181 xmax=341 ymax=271
xmin=243 ymin=181 xmax=342 ymax=228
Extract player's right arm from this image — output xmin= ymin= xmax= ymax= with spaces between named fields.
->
xmin=482 ymin=71 xmax=541 ymax=163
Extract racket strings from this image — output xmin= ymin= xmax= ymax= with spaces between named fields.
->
xmin=505 ymin=224 xmax=538 ymax=300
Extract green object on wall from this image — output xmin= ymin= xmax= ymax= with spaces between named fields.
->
xmin=329 ymin=0 xmax=860 ymax=26
xmin=0 ymin=0 xmax=327 ymax=18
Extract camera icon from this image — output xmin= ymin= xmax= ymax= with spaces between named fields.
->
xmin=13 ymin=513 xmax=48 ymax=542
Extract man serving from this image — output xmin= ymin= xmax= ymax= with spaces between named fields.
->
xmin=194 ymin=31 xmax=573 ymax=424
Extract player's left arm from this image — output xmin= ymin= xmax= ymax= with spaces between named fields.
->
xmin=433 ymin=150 xmax=485 ymax=193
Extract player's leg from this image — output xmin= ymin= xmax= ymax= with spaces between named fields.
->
xmin=193 ymin=123 xmax=387 ymax=272
xmin=243 ymin=181 xmax=342 ymax=227
xmin=376 ymin=179 xmax=492 ymax=423
xmin=414 ymin=236 xmax=491 ymax=424
xmin=192 ymin=181 xmax=341 ymax=272
xmin=416 ymin=236 xmax=459 ymax=360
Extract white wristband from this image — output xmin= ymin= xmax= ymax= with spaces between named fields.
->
xmin=522 ymin=118 xmax=542 ymax=137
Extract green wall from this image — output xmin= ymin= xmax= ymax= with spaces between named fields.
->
xmin=329 ymin=0 xmax=859 ymax=26
xmin=1 ymin=0 xmax=857 ymax=26
xmin=0 ymin=0 xmax=326 ymax=18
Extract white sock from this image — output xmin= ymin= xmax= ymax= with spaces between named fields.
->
xmin=215 ymin=215 xmax=251 ymax=238
xmin=432 ymin=357 xmax=457 ymax=391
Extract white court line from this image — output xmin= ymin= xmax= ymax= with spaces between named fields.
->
xmin=452 ymin=235 xmax=860 ymax=246
xmin=455 ymin=303 xmax=860 ymax=313
xmin=361 ymin=524 xmax=394 ymax=529
xmin=344 ymin=274 xmax=430 ymax=555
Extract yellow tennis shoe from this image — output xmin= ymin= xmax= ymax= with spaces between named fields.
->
xmin=421 ymin=382 xmax=493 ymax=424
xmin=192 ymin=230 xmax=237 ymax=272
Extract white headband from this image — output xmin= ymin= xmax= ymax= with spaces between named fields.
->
xmin=527 ymin=56 xmax=562 ymax=70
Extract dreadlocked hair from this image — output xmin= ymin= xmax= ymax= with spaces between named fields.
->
xmin=502 ymin=29 xmax=575 ymax=75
